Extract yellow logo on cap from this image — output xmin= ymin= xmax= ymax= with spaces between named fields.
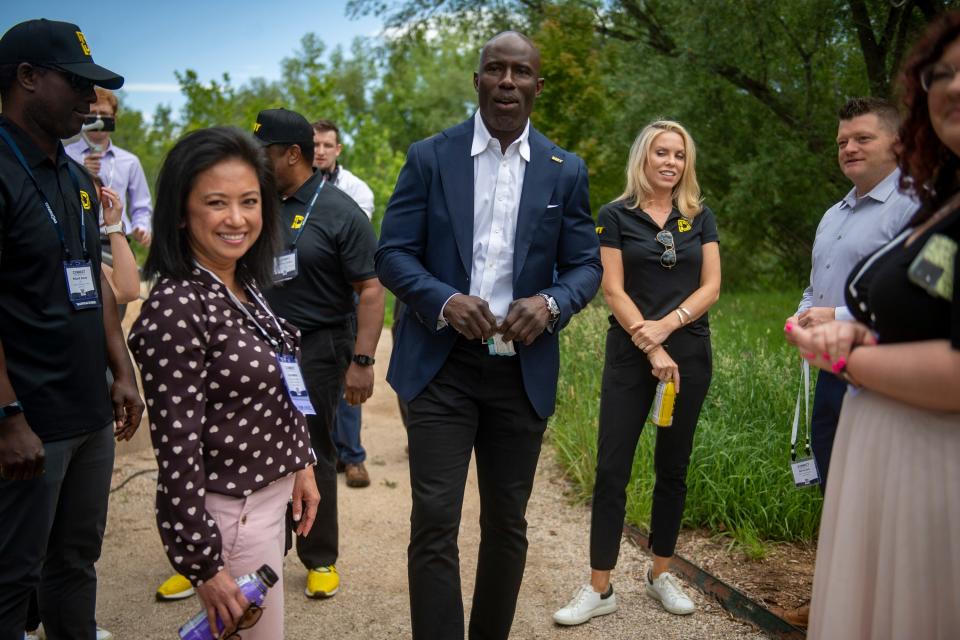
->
xmin=291 ymin=215 xmax=305 ymax=229
xmin=677 ymin=218 xmax=692 ymax=232
xmin=76 ymin=31 xmax=91 ymax=56
xmin=595 ymin=226 xmax=605 ymax=235
xmin=79 ymin=190 xmax=91 ymax=210
xmin=253 ymin=123 xmax=262 ymax=133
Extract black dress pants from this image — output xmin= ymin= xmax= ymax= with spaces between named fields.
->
xmin=0 ymin=424 xmax=114 ymax=640
xmin=296 ymin=325 xmax=353 ymax=569
xmin=590 ymin=327 xmax=712 ymax=568
xmin=810 ymin=370 xmax=847 ymax=494
xmin=407 ymin=339 xmax=547 ymax=640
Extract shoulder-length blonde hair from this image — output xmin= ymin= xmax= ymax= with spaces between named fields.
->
xmin=617 ymin=120 xmax=703 ymax=218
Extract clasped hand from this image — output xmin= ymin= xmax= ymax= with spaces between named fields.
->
xmin=629 ymin=318 xmax=674 ymax=354
xmin=442 ymin=294 xmax=550 ymax=346
xmin=784 ymin=316 xmax=877 ymax=373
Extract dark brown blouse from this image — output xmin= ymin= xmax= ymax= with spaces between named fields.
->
xmin=129 ymin=267 xmax=315 ymax=585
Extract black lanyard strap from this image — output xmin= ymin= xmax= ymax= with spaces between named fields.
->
xmin=286 ymin=179 xmax=325 ymax=250
xmin=0 ymin=127 xmax=88 ymax=259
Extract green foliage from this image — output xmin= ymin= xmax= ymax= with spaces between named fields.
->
xmin=550 ymin=291 xmax=824 ymax=550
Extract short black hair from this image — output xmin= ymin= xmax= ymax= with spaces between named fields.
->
xmin=311 ymin=119 xmax=340 ymax=144
xmin=838 ymin=97 xmax=901 ymax=133
xmin=144 ymin=126 xmax=281 ymax=287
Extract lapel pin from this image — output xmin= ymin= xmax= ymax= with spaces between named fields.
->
xmin=551 ymin=155 xmax=563 ymax=164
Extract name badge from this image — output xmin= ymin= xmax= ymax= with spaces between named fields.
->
xmin=277 ymin=354 xmax=315 ymax=415
xmin=63 ymin=259 xmax=100 ymax=310
xmin=791 ymin=457 xmax=820 ymax=488
xmin=273 ymin=250 xmax=299 ymax=282
xmin=485 ymin=333 xmax=516 ymax=357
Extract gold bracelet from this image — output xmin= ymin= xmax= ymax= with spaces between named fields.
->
xmin=678 ymin=306 xmax=692 ymax=324
xmin=674 ymin=309 xmax=686 ymax=326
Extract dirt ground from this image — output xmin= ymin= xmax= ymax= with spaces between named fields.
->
xmin=96 ymin=307 xmax=785 ymax=638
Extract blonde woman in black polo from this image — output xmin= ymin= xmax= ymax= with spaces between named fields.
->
xmin=554 ymin=121 xmax=721 ymax=625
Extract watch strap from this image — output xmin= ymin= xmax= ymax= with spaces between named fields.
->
xmin=103 ymin=222 xmax=124 ymax=235
xmin=0 ymin=400 xmax=23 ymax=419
xmin=352 ymin=353 xmax=375 ymax=367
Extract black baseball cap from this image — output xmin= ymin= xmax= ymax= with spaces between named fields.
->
xmin=0 ymin=19 xmax=123 ymax=90
xmin=253 ymin=108 xmax=313 ymax=148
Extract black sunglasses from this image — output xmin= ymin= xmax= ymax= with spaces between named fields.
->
xmin=34 ymin=64 xmax=96 ymax=93
xmin=221 ymin=604 xmax=265 ymax=640
xmin=656 ymin=229 xmax=677 ymax=269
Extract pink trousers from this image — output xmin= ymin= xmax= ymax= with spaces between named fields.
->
xmin=204 ymin=474 xmax=294 ymax=640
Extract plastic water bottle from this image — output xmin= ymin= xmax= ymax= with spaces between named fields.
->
xmin=650 ymin=380 xmax=676 ymax=427
xmin=178 ymin=564 xmax=278 ymax=640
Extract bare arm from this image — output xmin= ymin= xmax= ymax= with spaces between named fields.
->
xmin=0 ymin=341 xmax=44 ymax=479
xmin=600 ymin=246 xmax=646 ymax=331
xmin=100 ymin=187 xmax=139 ymax=303
xmin=846 ymin=341 xmax=960 ymax=411
xmin=100 ymin=271 xmax=144 ymax=440
xmin=343 ymin=277 xmax=385 ymax=406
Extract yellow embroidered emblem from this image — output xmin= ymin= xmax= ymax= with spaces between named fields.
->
xmin=551 ymin=155 xmax=563 ymax=164
xmin=253 ymin=123 xmax=262 ymax=133
xmin=595 ymin=226 xmax=605 ymax=235
xmin=677 ymin=218 xmax=692 ymax=232
xmin=79 ymin=190 xmax=91 ymax=210
xmin=76 ymin=31 xmax=91 ymax=56
xmin=291 ymin=215 xmax=305 ymax=229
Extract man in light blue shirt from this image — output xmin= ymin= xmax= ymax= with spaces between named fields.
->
xmin=795 ymin=97 xmax=918 ymax=491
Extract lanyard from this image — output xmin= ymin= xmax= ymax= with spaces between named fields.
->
xmin=0 ymin=127 xmax=89 ymax=260
xmin=195 ymin=264 xmax=291 ymax=355
xmin=789 ymin=359 xmax=812 ymax=461
xmin=286 ymin=179 xmax=325 ymax=250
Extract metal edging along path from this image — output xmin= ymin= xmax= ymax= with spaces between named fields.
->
xmin=622 ymin=524 xmax=806 ymax=640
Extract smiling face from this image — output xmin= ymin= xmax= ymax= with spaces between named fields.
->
xmin=643 ymin=131 xmax=686 ymax=195
xmin=836 ymin=113 xmax=898 ymax=195
xmin=185 ymin=158 xmax=263 ymax=278
xmin=23 ymin=64 xmax=97 ymax=141
xmin=474 ymin=32 xmax=544 ymax=149
xmin=928 ymin=37 xmax=960 ymax=158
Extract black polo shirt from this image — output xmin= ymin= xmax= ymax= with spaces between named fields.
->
xmin=0 ymin=116 xmax=112 ymax=442
xmin=264 ymin=171 xmax=377 ymax=333
xmin=597 ymin=200 xmax=719 ymax=337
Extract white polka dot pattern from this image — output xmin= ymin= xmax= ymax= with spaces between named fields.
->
xmin=128 ymin=270 xmax=316 ymax=585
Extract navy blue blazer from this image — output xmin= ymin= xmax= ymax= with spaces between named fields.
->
xmin=376 ymin=118 xmax=602 ymax=419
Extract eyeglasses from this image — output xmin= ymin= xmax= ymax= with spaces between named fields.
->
xmin=221 ymin=604 xmax=264 ymax=640
xmin=34 ymin=64 xmax=95 ymax=93
xmin=920 ymin=61 xmax=959 ymax=92
xmin=656 ymin=229 xmax=677 ymax=269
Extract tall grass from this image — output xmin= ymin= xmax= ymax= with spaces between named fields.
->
xmin=550 ymin=291 xmax=823 ymax=555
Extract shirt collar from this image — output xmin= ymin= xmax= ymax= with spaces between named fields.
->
xmin=841 ymin=167 xmax=902 ymax=209
xmin=286 ymin=169 xmax=324 ymax=205
xmin=0 ymin=115 xmax=65 ymax=169
xmin=471 ymin=110 xmax=531 ymax=162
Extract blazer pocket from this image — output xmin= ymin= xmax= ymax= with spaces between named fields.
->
xmin=542 ymin=204 xmax=563 ymax=222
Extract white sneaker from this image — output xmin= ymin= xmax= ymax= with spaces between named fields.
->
xmin=646 ymin=570 xmax=695 ymax=615
xmin=96 ymin=628 xmax=114 ymax=640
xmin=552 ymin=584 xmax=618 ymax=626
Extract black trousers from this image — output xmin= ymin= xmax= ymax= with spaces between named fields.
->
xmin=296 ymin=325 xmax=353 ymax=569
xmin=407 ymin=339 xmax=547 ymax=640
xmin=591 ymin=327 xmax=712 ymax=568
xmin=0 ymin=424 xmax=114 ymax=640
xmin=810 ymin=370 xmax=847 ymax=494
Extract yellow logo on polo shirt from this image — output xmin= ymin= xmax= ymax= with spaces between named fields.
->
xmin=595 ymin=226 xmax=605 ymax=235
xmin=79 ymin=190 xmax=91 ymax=210
xmin=76 ymin=32 xmax=91 ymax=56
xmin=253 ymin=123 xmax=262 ymax=133
xmin=291 ymin=215 xmax=305 ymax=229
xmin=677 ymin=218 xmax=692 ymax=232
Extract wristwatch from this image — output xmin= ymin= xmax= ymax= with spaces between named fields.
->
xmin=0 ymin=400 xmax=23 ymax=420
xmin=537 ymin=293 xmax=560 ymax=322
xmin=352 ymin=354 xmax=376 ymax=367
xmin=103 ymin=222 xmax=124 ymax=236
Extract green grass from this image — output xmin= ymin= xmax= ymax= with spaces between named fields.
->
xmin=550 ymin=291 xmax=823 ymax=555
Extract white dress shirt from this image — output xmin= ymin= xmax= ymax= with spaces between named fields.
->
xmin=469 ymin=110 xmax=530 ymax=321
xmin=331 ymin=166 xmax=375 ymax=219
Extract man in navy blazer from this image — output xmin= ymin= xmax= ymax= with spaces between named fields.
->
xmin=376 ymin=31 xmax=601 ymax=639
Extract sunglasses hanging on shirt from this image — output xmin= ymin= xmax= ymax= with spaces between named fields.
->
xmin=656 ymin=229 xmax=677 ymax=269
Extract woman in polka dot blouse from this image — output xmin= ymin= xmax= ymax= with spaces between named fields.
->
xmin=128 ymin=127 xmax=319 ymax=639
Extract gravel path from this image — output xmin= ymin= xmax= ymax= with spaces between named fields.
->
xmin=95 ymin=331 xmax=763 ymax=639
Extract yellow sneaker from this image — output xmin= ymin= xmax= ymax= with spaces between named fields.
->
xmin=305 ymin=565 xmax=340 ymax=598
xmin=155 ymin=573 xmax=196 ymax=601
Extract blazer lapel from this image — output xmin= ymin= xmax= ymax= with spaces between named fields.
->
xmin=514 ymin=129 xmax=561 ymax=279
xmin=438 ymin=121 xmax=475 ymax=276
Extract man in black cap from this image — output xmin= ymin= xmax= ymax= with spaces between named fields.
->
xmin=257 ymin=108 xmax=384 ymax=599
xmin=0 ymin=19 xmax=143 ymax=640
